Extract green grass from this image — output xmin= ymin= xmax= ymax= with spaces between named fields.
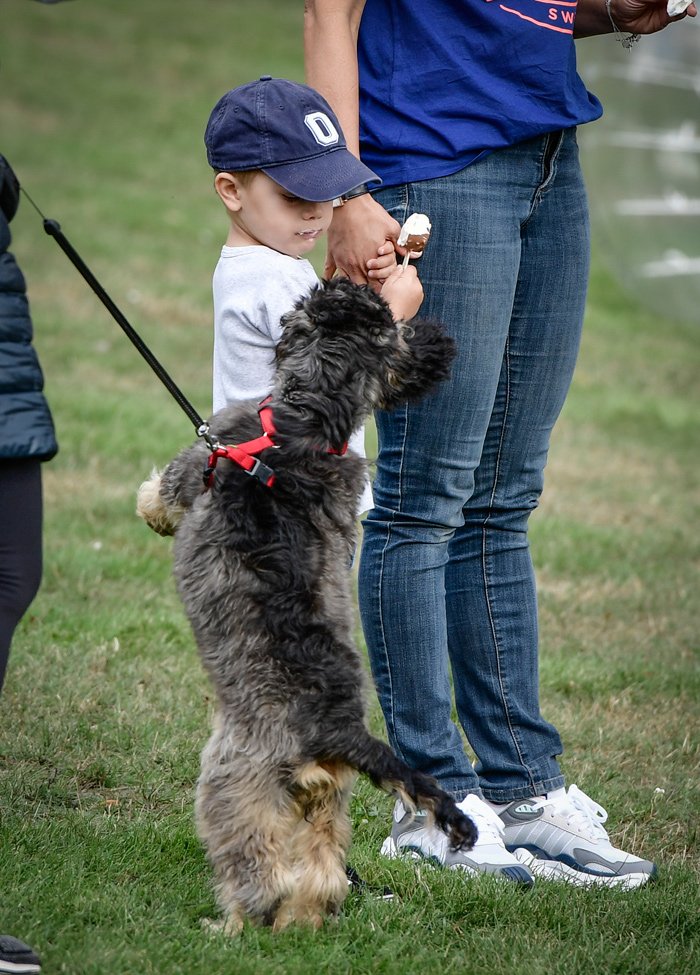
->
xmin=2 ymin=2 xmax=699 ymax=972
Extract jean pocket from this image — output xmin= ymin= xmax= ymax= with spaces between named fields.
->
xmin=372 ymin=184 xmax=410 ymax=226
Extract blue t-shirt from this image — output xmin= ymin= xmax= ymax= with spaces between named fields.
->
xmin=357 ymin=0 xmax=602 ymax=186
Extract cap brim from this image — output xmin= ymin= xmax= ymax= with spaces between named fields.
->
xmin=261 ymin=147 xmax=380 ymax=202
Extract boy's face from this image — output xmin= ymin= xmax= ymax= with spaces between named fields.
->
xmin=217 ymin=171 xmax=334 ymax=258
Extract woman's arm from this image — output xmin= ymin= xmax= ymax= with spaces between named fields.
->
xmin=304 ymin=0 xmax=367 ymax=157
xmin=574 ymin=0 xmax=695 ymax=38
xmin=304 ymin=0 xmax=402 ymax=285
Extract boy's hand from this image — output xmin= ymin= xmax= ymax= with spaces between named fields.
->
xmin=367 ymin=242 xmax=398 ymax=284
xmin=380 ymin=263 xmax=424 ymax=322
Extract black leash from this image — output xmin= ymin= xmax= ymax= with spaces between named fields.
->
xmin=20 ymin=186 xmax=218 ymax=450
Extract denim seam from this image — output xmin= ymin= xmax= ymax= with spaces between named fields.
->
xmin=373 ymin=183 xmax=409 ymax=222
xmin=377 ymin=402 xmax=410 ymax=764
xmin=481 ymin=336 xmax=537 ymax=794
xmin=397 ymin=185 xmax=410 ymax=227
xmin=378 ymin=184 xmax=409 ymax=763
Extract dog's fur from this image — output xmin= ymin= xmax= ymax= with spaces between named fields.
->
xmin=137 ymin=278 xmax=476 ymax=933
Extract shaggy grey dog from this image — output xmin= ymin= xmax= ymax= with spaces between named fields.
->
xmin=137 ymin=278 xmax=476 ymax=933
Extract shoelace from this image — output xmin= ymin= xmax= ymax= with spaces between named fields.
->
xmin=549 ymin=784 xmax=610 ymax=841
xmin=458 ymin=794 xmax=506 ymax=845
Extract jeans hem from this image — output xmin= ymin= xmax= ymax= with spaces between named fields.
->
xmin=480 ymin=774 xmax=566 ymax=804
xmin=447 ymin=787 xmax=483 ymax=802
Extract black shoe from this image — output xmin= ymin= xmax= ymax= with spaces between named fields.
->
xmin=0 ymin=935 xmax=41 ymax=974
xmin=345 ymin=864 xmax=394 ymax=901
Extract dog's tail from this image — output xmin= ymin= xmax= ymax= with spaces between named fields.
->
xmin=136 ymin=430 xmax=212 ymax=536
xmin=318 ymin=731 xmax=477 ymax=852
xmin=136 ymin=468 xmax=185 ymax=536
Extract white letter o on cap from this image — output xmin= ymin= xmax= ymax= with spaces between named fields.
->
xmin=304 ymin=112 xmax=339 ymax=146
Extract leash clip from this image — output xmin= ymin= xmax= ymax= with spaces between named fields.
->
xmin=197 ymin=422 xmax=220 ymax=453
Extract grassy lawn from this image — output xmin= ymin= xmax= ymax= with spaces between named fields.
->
xmin=1 ymin=2 xmax=699 ymax=972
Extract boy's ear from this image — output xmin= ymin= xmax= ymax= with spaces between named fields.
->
xmin=214 ymin=172 xmax=243 ymax=212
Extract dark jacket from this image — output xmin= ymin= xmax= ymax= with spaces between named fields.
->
xmin=0 ymin=204 xmax=58 ymax=461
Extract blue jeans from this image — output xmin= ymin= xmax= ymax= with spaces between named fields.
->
xmin=358 ymin=129 xmax=589 ymax=803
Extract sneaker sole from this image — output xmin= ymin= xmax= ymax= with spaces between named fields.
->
xmin=0 ymin=965 xmax=41 ymax=975
xmin=382 ymin=836 xmax=535 ymax=886
xmin=513 ymin=848 xmax=656 ymax=889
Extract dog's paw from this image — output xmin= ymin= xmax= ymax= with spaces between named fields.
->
xmin=200 ymin=915 xmax=245 ymax=937
xmin=200 ymin=917 xmax=224 ymax=935
xmin=136 ymin=468 xmax=183 ymax=536
xmin=424 ymin=793 xmax=477 ymax=853
xmin=446 ymin=805 xmax=478 ymax=853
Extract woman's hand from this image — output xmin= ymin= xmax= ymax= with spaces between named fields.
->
xmin=575 ymin=0 xmax=695 ymax=36
xmin=611 ymin=0 xmax=696 ymax=31
xmin=326 ymin=193 xmax=401 ymax=288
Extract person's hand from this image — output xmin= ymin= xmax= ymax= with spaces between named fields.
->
xmin=326 ymin=193 xmax=401 ymax=289
xmin=367 ymin=241 xmax=398 ymax=285
xmin=380 ymin=263 xmax=424 ymax=321
xmin=611 ymin=0 xmax=696 ymax=32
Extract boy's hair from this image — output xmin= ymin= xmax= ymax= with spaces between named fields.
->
xmin=214 ymin=169 xmax=260 ymax=188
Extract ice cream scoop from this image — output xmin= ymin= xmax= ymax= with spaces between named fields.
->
xmin=398 ymin=212 xmax=431 ymax=267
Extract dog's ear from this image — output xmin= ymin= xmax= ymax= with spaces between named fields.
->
xmin=298 ymin=277 xmax=395 ymax=335
xmin=273 ymin=279 xmax=394 ymax=445
xmin=379 ymin=318 xmax=457 ymax=410
xmin=278 ymin=279 xmax=395 ymax=354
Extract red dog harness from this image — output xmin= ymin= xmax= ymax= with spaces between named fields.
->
xmin=202 ymin=398 xmax=348 ymax=490
xmin=203 ymin=399 xmax=278 ymax=489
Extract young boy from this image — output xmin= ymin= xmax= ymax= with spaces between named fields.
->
xmin=204 ymin=77 xmax=424 ymax=512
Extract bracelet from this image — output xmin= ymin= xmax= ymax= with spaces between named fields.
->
xmin=606 ymin=0 xmax=641 ymax=49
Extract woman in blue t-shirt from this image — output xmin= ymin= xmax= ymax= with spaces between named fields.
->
xmin=305 ymin=0 xmax=695 ymax=889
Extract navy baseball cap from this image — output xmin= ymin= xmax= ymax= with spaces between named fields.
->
xmin=204 ymin=77 xmax=380 ymax=203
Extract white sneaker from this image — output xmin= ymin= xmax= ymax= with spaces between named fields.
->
xmin=495 ymin=784 xmax=657 ymax=889
xmin=0 ymin=935 xmax=41 ymax=975
xmin=380 ymin=794 xmax=535 ymax=886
